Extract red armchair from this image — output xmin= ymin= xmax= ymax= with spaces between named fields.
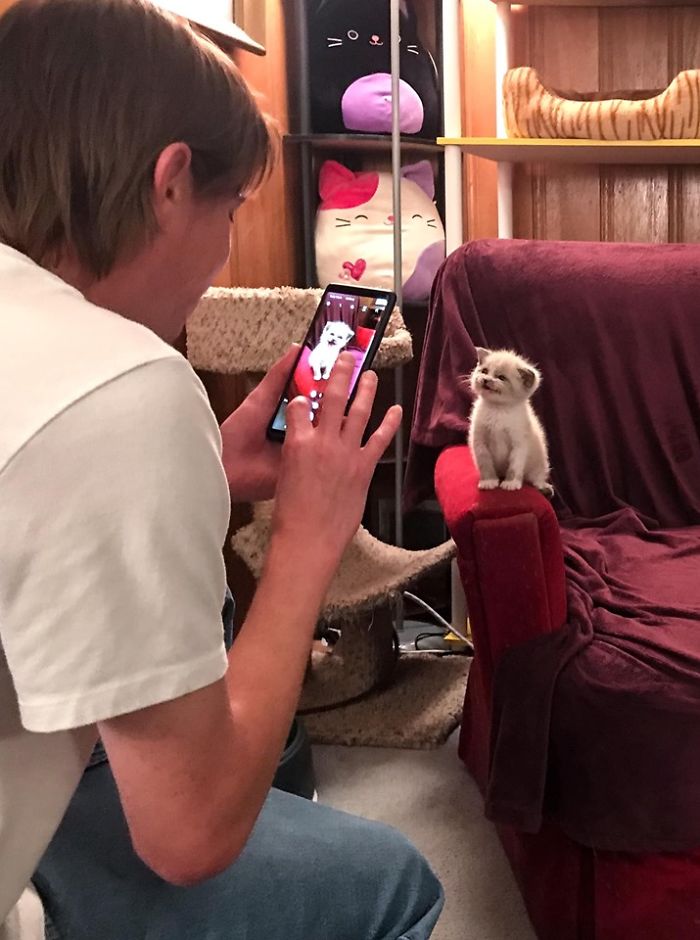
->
xmin=412 ymin=239 xmax=700 ymax=940
xmin=435 ymin=445 xmax=700 ymax=939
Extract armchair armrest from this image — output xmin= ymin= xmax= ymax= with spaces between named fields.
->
xmin=435 ymin=445 xmax=567 ymax=686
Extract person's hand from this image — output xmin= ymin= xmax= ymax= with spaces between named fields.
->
xmin=219 ymin=346 xmax=299 ymax=503
xmin=271 ymin=352 xmax=402 ymax=578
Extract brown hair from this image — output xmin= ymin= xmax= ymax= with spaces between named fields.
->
xmin=0 ymin=0 xmax=275 ymax=277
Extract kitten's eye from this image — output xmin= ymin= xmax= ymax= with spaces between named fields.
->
xmin=481 ymin=368 xmax=489 ymax=375
xmin=354 ymin=213 xmax=368 ymax=220
xmin=347 ymin=29 xmax=359 ymax=40
xmin=327 ymin=36 xmax=343 ymax=48
xmin=497 ymin=374 xmax=508 ymax=382
xmin=411 ymin=213 xmax=423 ymax=220
xmin=335 ymin=217 xmax=351 ymax=228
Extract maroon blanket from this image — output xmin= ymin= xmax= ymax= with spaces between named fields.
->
xmin=413 ymin=239 xmax=700 ymax=851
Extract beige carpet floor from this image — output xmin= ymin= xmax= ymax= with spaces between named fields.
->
xmin=314 ymin=730 xmax=536 ymax=940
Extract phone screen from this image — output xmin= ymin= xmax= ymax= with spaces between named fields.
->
xmin=269 ymin=287 xmax=393 ymax=436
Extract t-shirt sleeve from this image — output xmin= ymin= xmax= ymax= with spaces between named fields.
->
xmin=0 ymin=356 xmax=231 ymax=733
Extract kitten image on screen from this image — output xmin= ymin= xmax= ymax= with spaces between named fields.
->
xmin=468 ymin=347 xmax=553 ymax=495
xmin=308 ymin=321 xmax=355 ymax=380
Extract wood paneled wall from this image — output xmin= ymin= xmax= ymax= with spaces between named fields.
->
xmin=226 ymin=0 xmax=299 ymax=287
xmin=463 ymin=1 xmax=700 ymax=243
xmin=462 ymin=0 xmax=499 ymax=240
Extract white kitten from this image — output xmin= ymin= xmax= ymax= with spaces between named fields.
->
xmin=308 ymin=321 xmax=355 ymax=380
xmin=468 ymin=347 xmax=553 ymax=495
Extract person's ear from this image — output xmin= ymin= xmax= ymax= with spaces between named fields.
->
xmin=152 ymin=142 xmax=193 ymax=229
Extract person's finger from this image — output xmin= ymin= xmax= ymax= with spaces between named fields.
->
xmin=362 ymin=405 xmax=403 ymax=468
xmin=317 ymin=352 xmax=355 ymax=433
xmin=246 ymin=345 xmax=300 ymax=406
xmin=283 ymin=395 xmax=312 ymax=443
xmin=342 ymin=370 xmax=378 ymax=446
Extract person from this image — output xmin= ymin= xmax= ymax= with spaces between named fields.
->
xmin=0 ymin=1 xmax=444 ymax=938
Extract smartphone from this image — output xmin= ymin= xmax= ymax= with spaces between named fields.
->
xmin=267 ymin=284 xmax=397 ymax=442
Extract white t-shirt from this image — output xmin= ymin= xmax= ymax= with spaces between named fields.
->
xmin=0 ymin=245 xmax=230 ymax=927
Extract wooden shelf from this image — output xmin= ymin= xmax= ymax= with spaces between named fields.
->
xmin=286 ymin=133 xmax=441 ymax=154
xmin=438 ymin=137 xmax=700 ymax=164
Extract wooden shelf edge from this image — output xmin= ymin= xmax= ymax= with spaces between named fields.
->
xmin=286 ymin=134 xmax=442 ymax=154
xmin=438 ymin=137 xmax=700 ymax=165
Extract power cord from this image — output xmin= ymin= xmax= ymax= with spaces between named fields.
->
xmin=402 ymin=591 xmax=474 ymax=655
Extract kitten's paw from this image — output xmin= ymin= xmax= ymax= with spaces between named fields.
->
xmin=539 ymin=483 xmax=555 ymax=499
xmin=500 ymin=479 xmax=523 ymax=491
xmin=478 ymin=478 xmax=500 ymax=490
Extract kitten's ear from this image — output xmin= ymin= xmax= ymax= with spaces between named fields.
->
xmin=475 ymin=347 xmax=490 ymax=365
xmin=518 ymin=367 xmax=540 ymax=391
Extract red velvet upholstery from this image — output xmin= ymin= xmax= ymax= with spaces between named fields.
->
xmin=435 ymin=444 xmax=700 ymax=939
xmin=436 ymin=446 xmax=566 ymax=690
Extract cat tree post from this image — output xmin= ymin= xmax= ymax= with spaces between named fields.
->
xmin=390 ymin=0 xmax=405 ymax=629
xmin=442 ymin=0 xmax=464 ymax=253
xmin=440 ymin=0 xmax=468 ymax=636
xmin=495 ymin=1 xmax=514 ymax=239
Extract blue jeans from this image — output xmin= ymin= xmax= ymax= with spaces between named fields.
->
xmin=34 ymin=763 xmax=443 ymax=939
xmin=33 ymin=592 xmax=443 ymax=938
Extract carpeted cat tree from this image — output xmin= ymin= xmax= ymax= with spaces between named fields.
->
xmin=188 ymin=287 xmax=455 ymax=710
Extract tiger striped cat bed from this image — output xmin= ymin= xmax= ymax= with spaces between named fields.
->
xmin=503 ymin=66 xmax=700 ymax=140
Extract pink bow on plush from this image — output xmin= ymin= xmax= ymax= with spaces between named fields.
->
xmin=342 ymin=259 xmax=367 ymax=281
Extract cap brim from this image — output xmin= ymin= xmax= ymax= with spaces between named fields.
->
xmin=191 ymin=15 xmax=266 ymax=56
xmin=155 ymin=2 xmax=266 ymax=55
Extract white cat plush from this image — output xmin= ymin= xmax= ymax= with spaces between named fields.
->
xmin=308 ymin=321 xmax=355 ymax=380
xmin=315 ymin=159 xmax=445 ymax=303
xmin=468 ymin=347 xmax=553 ymax=495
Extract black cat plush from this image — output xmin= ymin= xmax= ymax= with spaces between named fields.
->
xmin=307 ymin=0 xmax=440 ymax=138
